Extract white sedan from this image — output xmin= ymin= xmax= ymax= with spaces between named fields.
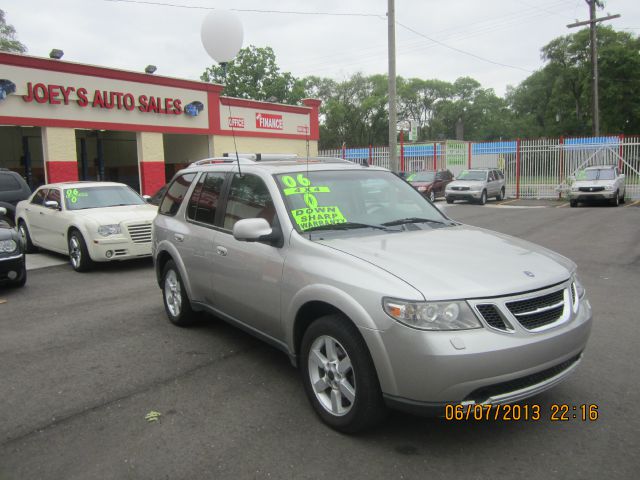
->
xmin=16 ymin=182 xmax=158 ymax=272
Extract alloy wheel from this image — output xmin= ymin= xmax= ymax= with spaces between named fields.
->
xmin=308 ymin=335 xmax=356 ymax=417
xmin=164 ymin=269 xmax=182 ymax=317
xmin=69 ymin=236 xmax=81 ymax=269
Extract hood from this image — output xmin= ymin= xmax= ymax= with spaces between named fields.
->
xmin=409 ymin=181 xmax=434 ymax=189
xmin=447 ymin=180 xmax=484 ymax=188
xmin=316 ymin=225 xmax=574 ymax=300
xmin=71 ymin=204 xmax=158 ymax=224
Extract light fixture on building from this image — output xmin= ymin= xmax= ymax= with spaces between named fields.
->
xmin=145 ymin=65 xmax=157 ymax=74
xmin=49 ymin=49 xmax=64 ymax=60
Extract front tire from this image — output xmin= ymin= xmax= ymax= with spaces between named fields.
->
xmin=446 ymin=196 xmax=453 ymax=204
xmin=18 ymin=221 xmax=37 ymax=253
xmin=610 ymin=191 xmax=620 ymax=207
xmin=162 ymin=260 xmax=197 ymax=327
xmin=478 ymin=190 xmax=487 ymax=205
xmin=68 ymin=230 xmax=93 ymax=272
xmin=429 ymin=190 xmax=435 ymax=203
xmin=300 ymin=314 xmax=387 ymax=433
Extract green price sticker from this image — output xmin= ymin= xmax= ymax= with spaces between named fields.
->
xmin=65 ymin=189 xmax=88 ymax=204
xmin=292 ymin=206 xmax=347 ymax=231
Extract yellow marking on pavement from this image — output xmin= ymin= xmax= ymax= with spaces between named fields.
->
xmin=624 ymin=200 xmax=640 ymax=207
xmin=497 ymin=199 xmax=518 ymax=206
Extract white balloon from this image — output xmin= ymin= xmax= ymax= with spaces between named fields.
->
xmin=201 ymin=10 xmax=244 ymax=63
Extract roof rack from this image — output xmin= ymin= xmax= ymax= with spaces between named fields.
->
xmin=222 ymin=153 xmax=299 ymax=161
xmin=188 ymin=158 xmax=254 ymax=167
xmin=188 ymin=155 xmax=358 ymax=168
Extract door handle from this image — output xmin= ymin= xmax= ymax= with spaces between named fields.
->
xmin=216 ymin=246 xmax=228 ymax=256
xmin=174 ymin=233 xmax=184 ymax=242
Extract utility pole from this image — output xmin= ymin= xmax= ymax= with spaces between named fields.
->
xmin=388 ymin=0 xmax=398 ymax=172
xmin=567 ymin=1 xmax=620 ymax=136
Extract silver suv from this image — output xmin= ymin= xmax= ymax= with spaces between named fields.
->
xmin=569 ymin=165 xmax=626 ymax=207
xmin=445 ymin=168 xmax=506 ymax=205
xmin=152 ymin=156 xmax=592 ymax=432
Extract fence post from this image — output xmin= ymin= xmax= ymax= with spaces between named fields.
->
xmin=516 ymin=138 xmax=521 ymax=199
xmin=368 ymin=144 xmax=372 ymax=166
xmin=433 ymin=142 xmax=437 ymax=171
xmin=400 ymin=131 xmax=405 ymax=172
xmin=468 ymin=142 xmax=472 ymax=169
xmin=618 ymin=134 xmax=624 ymax=171
xmin=341 ymin=143 xmax=346 ymax=160
xmin=559 ymin=136 xmax=564 ymax=199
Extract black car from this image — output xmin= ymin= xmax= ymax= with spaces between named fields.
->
xmin=0 ymin=169 xmax=32 ymax=225
xmin=0 ymin=206 xmax=26 ymax=287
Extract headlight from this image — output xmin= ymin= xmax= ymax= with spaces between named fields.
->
xmin=417 ymin=186 xmax=427 ymax=192
xmin=572 ymin=274 xmax=586 ymax=313
xmin=0 ymin=239 xmax=18 ymax=253
xmin=604 ymin=185 xmax=613 ymax=191
xmin=383 ymin=298 xmax=482 ymax=330
xmin=97 ymin=224 xmax=122 ymax=237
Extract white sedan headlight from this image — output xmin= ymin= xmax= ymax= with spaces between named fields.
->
xmin=97 ymin=224 xmax=122 ymax=237
xmin=604 ymin=185 xmax=614 ymax=191
xmin=0 ymin=239 xmax=18 ymax=253
xmin=383 ymin=298 xmax=482 ymax=330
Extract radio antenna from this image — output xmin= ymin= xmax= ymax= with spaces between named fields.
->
xmin=222 ymin=62 xmax=241 ymax=176
xmin=306 ymin=129 xmax=310 ymax=179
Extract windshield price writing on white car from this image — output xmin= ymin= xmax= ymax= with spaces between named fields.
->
xmin=64 ymin=186 xmax=146 ymax=210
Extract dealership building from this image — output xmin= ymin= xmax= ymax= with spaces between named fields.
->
xmin=0 ymin=51 xmax=321 ymax=195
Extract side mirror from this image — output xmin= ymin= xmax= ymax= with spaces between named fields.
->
xmin=143 ymin=195 xmax=152 ymax=202
xmin=44 ymin=200 xmax=60 ymax=210
xmin=233 ymin=218 xmax=282 ymax=246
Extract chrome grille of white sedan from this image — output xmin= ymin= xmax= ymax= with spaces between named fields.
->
xmin=126 ymin=223 xmax=152 ymax=243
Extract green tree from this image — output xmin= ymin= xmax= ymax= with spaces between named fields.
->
xmin=507 ymin=26 xmax=640 ymax=136
xmin=0 ymin=9 xmax=26 ymax=53
xmin=201 ymin=45 xmax=305 ymax=104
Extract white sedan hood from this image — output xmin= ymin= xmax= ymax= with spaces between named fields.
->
xmin=71 ymin=204 xmax=158 ymax=224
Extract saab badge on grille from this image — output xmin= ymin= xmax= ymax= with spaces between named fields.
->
xmin=524 ymin=271 xmax=535 ymax=278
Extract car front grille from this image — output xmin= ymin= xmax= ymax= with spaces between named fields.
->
xmin=451 ymin=186 xmax=470 ymax=191
xmin=506 ymin=289 xmax=565 ymax=330
xmin=476 ymin=304 xmax=510 ymax=331
xmin=126 ymin=223 xmax=152 ymax=243
xmin=578 ymin=186 xmax=605 ymax=192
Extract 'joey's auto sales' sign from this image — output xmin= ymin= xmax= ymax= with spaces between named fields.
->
xmin=0 ymin=63 xmax=210 ymax=130
xmin=23 ymin=82 xmax=193 ymax=115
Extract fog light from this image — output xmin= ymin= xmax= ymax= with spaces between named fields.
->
xmin=7 ymin=271 xmax=17 ymax=280
xmin=105 ymin=250 xmax=114 ymax=258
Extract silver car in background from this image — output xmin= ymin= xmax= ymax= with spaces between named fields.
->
xmin=445 ymin=168 xmax=506 ymax=205
xmin=152 ymin=157 xmax=592 ymax=432
xmin=569 ymin=165 xmax=626 ymax=207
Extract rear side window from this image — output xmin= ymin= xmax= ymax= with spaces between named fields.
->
xmin=31 ymin=189 xmax=48 ymax=205
xmin=159 ymin=173 xmax=197 ymax=216
xmin=186 ymin=172 xmax=226 ymax=225
xmin=223 ymin=174 xmax=276 ymax=230
xmin=0 ymin=173 xmax=21 ymax=191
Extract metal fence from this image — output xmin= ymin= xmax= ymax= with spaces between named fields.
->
xmin=320 ymin=135 xmax=640 ymax=199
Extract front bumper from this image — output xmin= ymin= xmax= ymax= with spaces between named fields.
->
xmin=446 ymin=190 xmax=482 ymax=201
xmin=569 ymin=190 xmax=615 ymax=201
xmin=359 ymin=292 xmax=592 ymax=413
xmin=0 ymin=253 xmax=26 ymax=282
xmin=87 ymin=237 xmax=152 ymax=262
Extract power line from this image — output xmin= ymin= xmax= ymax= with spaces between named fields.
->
xmin=395 ymin=21 xmax=534 ymax=73
xmin=102 ymin=0 xmax=384 ymax=17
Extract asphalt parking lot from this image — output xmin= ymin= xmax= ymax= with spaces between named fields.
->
xmin=1 ymin=202 xmax=638 ymax=480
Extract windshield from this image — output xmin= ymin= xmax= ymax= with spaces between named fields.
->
xmin=275 ymin=170 xmax=448 ymax=234
xmin=582 ymin=169 xmax=615 ymax=181
xmin=457 ymin=170 xmax=487 ymax=181
xmin=64 ymin=186 xmax=146 ymax=210
xmin=407 ymin=171 xmax=435 ymax=182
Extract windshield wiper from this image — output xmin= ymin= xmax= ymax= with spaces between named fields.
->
xmin=306 ymin=222 xmax=393 ymax=232
xmin=382 ymin=217 xmax=448 ymax=227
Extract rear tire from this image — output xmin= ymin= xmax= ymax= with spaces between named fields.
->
xmin=300 ymin=314 xmax=387 ymax=433
xmin=497 ymin=188 xmax=505 ymax=201
xmin=162 ymin=260 xmax=197 ymax=327
xmin=446 ymin=197 xmax=453 ymax=204
xmin=570 ymin=200 xmax=578 ymax=208
xmin=18 ymin=221 xmax=37 ymax=253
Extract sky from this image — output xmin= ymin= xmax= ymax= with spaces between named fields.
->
xmin=4 ymin=0 xmax=640 ymax=97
